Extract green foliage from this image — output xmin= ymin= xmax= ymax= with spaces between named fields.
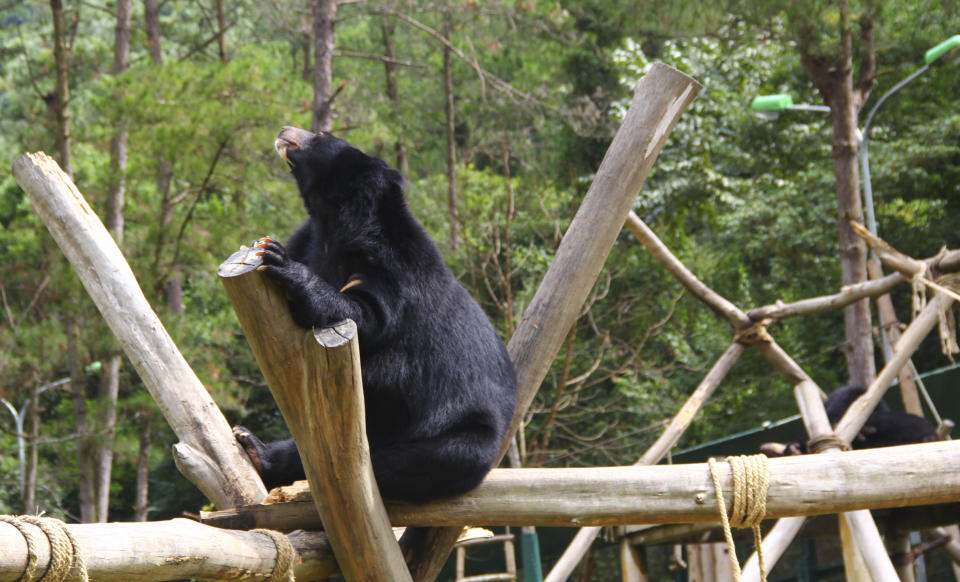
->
xmin=1 ymin=0 xmax=959 ymax=528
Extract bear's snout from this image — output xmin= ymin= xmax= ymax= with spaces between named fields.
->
xmin=275 ymin=126 xmax=320 ymax=163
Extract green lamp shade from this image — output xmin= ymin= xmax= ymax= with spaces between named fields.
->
xmin=925 ymin=34 xmax=960 ymax=65
xmin=750 ymin=94 xmax=794 ymax=112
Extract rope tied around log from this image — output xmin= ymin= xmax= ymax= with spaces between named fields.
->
xmin=252 ymin=528 xmax=296 ymax=582
xmin=734 ymin=319 xmax=773 ymax=346
xmin=806 ymin=433 xmax=850 ymax=453
xmin=0 ymin=515 xmax=89 ymax=581
xmin=708 ymin=455 xmax=771 ymax=582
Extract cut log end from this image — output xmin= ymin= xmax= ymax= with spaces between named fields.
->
xmin=217 ymin=245 xmax=264 ymax=278
xmin=313 ymin=320 xmax=357 ymax=348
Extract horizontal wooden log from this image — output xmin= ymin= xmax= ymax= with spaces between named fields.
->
xmin=0 ymin=518 xmax=338 ymax=582
xmin=202 ymin=440 xmax=960 ymax=530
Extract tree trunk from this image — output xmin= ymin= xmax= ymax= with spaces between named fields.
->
xmin=380 ymin=17 xmax=409 ymax=176
xmin=443 ymin=11 xmax=460 ymax=251
xmin=22 ymin=388 xmax=39 ymax=514
xmin=144 ymin=0 xmax=162 ymax=65
xmin=68 ymin=320 xmax=96 ymax=522
xmin=50 ymin=0 xmax=72 ymax=178
xmin=95 ymin=357 xmax=119 ymax=523
xmin=134 ymin=407 xmax=152 ymax=522
xmin=216 ymin=0 xmax=227 ymax=63
xmin=141 ymin=0 xmax=183 ymax=314
xmin=311 ymin=0 xmax=337 ymax=132
xmin=799 ymin=0 xmax=876 ymax=387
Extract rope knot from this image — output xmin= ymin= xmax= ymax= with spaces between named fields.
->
xmin=806 ymin=433 xmax=851 ymax=454
xmin=252 ymin=528 xmax=296 ymax=582
xmin=734 ymin=320 xmax=773 ymax=346
xmin=708 ymin=454 xmax=771 ymax=581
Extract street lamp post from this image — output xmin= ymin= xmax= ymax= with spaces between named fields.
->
xmin=860 ymin=34 xmax=960 ymax=238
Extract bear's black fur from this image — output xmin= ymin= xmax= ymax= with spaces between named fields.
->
xmin=234 ymin=126 xmax=517 ymax=503
xmin=761 ymin=385 xmax=938 ymax=456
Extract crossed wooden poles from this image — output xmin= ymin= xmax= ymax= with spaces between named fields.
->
xmin=11 ymin=61 xmax=960 ymax=581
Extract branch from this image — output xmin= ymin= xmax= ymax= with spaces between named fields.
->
xmin=379 ymin=7 xmax=555 ymax=110
xmin=625 ymin=211 xmax=750 ymax=328
xmin=334 ymin=49 xmax=426 ymax=68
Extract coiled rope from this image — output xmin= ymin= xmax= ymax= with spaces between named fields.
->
xmin=708 ymin=454 xmax=771 ymax=582
xmin=0 ymin=515 xmax=88 ymax=581
xmin=252 ymin=528 xmax=296 ymax=581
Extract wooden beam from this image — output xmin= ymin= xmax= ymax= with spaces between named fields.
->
xmin=202 ymin=440 xmax=960 ymax=530
xmin=219 ymin=248 xmax=411 ymax=582
xmin=12 ymin=152 xmax=265 ymax=509
xmin=0 ymin=518 xmax=339 ymax=582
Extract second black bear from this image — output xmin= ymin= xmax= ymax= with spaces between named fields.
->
xmin=761 ymin=385 xmax=938 ymax=456
xmin=234 ymin=126 xmax=517 ymax=503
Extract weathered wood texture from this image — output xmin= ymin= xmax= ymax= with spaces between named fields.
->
xmin=408 ymin=61 xmax=703 ymax=582
xmin=219 ymin=247 xmax=411 ymax=582
xmin=0 ymin=518 xmax=337 ymax=582
xmin=12 ymin=152 xmax=265 ymax=509
xmin=202 ymin=440 xmax=960 ymax=530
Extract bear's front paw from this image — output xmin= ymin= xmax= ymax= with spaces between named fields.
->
xmin=253 ymin=236 xmax=287 ymax=268
xmin=233 ymin=425 xmax=267 ymax=474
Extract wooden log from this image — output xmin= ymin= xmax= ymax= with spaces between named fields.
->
xmin=837 ymin=291 xmax=954 ymax=444
xmin=888 ymin=533 xmax=916 ymax=582
xmin=793 ymin=380 xmax=831 ymax=440
xmin=407 ymin=62 xmax=703 ymax=582
xmin=843 ymin=509 xmax=899 ymax=582
xmin=839 ymin=514 xmax=873 ymax=582
xmin=620 ymin=539 xmax=648 ymax=582
xmin=0 ymin=518 xmax=338 ymax=582
xmin=201 ymin=440 xmax=960 ymax=529
xmin=624 ymin=211 xmax=749 ymax=328
xmin=219 ymin=247 xmax=411 ymax=582
xmin=746 ymin=247 xmax=960 ymax=322
xmin=867 ymin=258 xmax=923 ymax=414
xmin=11 ymin=152 xmax=265 ymax=509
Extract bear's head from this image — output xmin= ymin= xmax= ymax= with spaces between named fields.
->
xmin=274 ymin=126 xmax=403 ymax=217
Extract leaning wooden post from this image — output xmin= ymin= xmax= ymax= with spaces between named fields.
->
xmin=12 ymin=152 xmax=265 ymax=509
xmin=219 ymin=247 xmax=411 ymax=582
xmin=405 ymin=62 xmax=703 ymax=582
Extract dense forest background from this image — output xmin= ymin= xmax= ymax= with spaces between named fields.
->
xmin=1 ymin=0 xmax=959 ymax=541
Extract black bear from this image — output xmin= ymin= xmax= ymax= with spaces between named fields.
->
xmin=233 ymin=126 xmax=517 ymax=503
xmin=761 ymin=385 xmax=938 ymax=456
